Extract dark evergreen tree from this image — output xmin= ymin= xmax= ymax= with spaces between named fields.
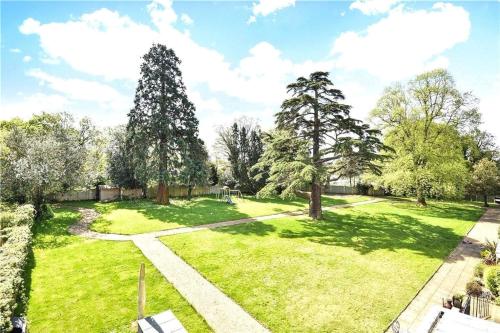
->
xmin=179 ymin=137 xmax=209 ymax=200
xmin=216 ymin=119 xmax=265 ymax=193
xmin=107 ymin=125 xmax=140 ymax=189
xmin=256 ymin=72 xmax=386 ymax=219
xmin=127 ymin=44 xmax=200 ymax=205
xmin=208 ymin=163 xmax=219 ymax=186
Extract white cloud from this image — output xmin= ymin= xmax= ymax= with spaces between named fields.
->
xmin=350 ymin=0 xmax=400 ymax=15
xmin=22 ymin=55 xmax=32 ymax=62
xmin=27 ymin=69 xmax=130 ymax=112
xmin=19 ymin=1 xmax=328 ymax=107
xmin=248 ymin=0 xmax=295 ymax=23
xmin=147 ymin=0 xmax=177 ymax=29
xmin=10 ymin=48 xmax=21 ymax=53
xmin=20 ymin=9 xmax=155 ymax=81
xmin=252 ymin=0 xmax=295 ymax=16
xmin=332 ymin=3 xmax=470 ymax=81
xmin=0 ymin=93 xmax=69 ymax=120
xmin=180 ymin=13 xmax=193 ymax=25
xmin=247 ymin=16 xmax=256 ymax=24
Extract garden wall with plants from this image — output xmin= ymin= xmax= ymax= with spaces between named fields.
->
xmin=0 ymin=204 xmax=34 ymax=332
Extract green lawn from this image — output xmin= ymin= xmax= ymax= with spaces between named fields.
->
xmin=66 ymin=195 xmax=370 ymax=235
xmin=161 ymin=199 xmax=484 ymax=333
xmin=26 ymin=208 xmax=211 ymax=333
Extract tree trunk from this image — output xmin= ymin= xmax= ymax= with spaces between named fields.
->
xmin=483 ymin=194 xmax=489 ymax=207
xmin=156 ymin=182 xmax=170 ymax=205
xmin=416 ymin=188 xmax=427 ymax=206
xmin=187 ymin=185 xmax=193 ymax=200
xmin=33 ymin=189 xmax=44 ymax=219
xmin=309 ymin=89 xmax=322 ymax=219
xmin=309 ymin=180 xmax=322 ymax=219
xmin=157 ymin=140 xmax=170 ymax=205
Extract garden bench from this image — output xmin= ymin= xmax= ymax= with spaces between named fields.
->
xmin=138 ymin=310 xmax=187 ymax=333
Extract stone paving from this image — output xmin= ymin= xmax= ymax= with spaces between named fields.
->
xmin=67 ymin=197 xmax=383 ymax=333
xmin=132 ymin=236 xmax=269 ymax=333
xmin=389 ymin=207 xmax=500 ymax=332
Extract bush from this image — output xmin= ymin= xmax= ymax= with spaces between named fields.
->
xmin=0 ymin=204 xmax=34 ymax=332
xmin=474 ymin=263 xmax=485 ymax=278
xmin=486 ymin=267 xmax=500 ymax=297
xmin=356 ymin=182 xmax=371 ymax=195
xmin=40 ymin=203 xmax=54 ymax=220
xmin=466 ymin=280 xmax=483 ymax=296
xmin=452 ymin=293 xmax=464 ymax=308
xmin=481 ymin=240 xmax=497 ymax=265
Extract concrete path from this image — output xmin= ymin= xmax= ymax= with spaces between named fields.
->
xmin=132 ymin=235 xmax=269 ymax=333
xmin=389 ymin=207 xmax=500 ymax=332
xmin=68 ymin=197 xmax=383 ymax=333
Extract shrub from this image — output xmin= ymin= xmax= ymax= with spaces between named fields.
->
xmin=40 ymin=203 xmax=54 ymax=220
xmin=486 ymin=267 xmax=500 ymax=297
xmin=481 ymin=240 xmax=497 ymax=265
xmin=474 ymin=263 xmax=485 ymax=278
xmin=0 ymin=204 xmax=34 ymax=332
xmin=466 ymin=280 xmax=483 ymax=296
xmin=452 ymin=293 xmax=464 ymax=308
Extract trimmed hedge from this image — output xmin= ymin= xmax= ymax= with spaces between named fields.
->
xmin=0 ymin=204 xmax=34 ymax=332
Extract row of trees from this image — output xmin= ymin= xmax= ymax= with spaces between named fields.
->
xmin=2 ymin=43 xmax=498 ymax=217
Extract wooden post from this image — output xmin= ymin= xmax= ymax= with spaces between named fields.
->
xmin=138 ymin=263 xmax=146 ymax=321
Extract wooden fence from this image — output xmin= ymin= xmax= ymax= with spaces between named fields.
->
xmin=323 ymin=185 xmax=385 ymax=196
xmin=52 ymin=189 xmax=96 ymax=202
xmin=53 ymin=185 xmax=219 ymax=202
xmin=146 ymin=185 xmax=218 ymax=199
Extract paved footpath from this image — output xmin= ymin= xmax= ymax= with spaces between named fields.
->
xmin=68 ymin=198 xmax=382 ymax=333
xmin=389 ymin=207 xmax=500 ymax=332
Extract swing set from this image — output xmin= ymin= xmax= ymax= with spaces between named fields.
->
xmin=215 ymin=186 xmax=242 ymax=204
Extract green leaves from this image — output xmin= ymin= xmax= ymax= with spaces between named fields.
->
xmin=127 ymin=44 xmax=203 ymax=195
xmin=371 ymin=69 xmax=479 ymax=201
xmin=259 ymin=72 xmax=385 ymax=213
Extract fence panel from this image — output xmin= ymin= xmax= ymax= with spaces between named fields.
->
xmin=323 ymin=185 xmax=357 ymax=195
xmin=55 ymin=185 xmax=226 ymax=202
xmin=53 ymin=189 xmax=96 ymax=202
xmin=147 ymin=185 xmax=213 ymax=199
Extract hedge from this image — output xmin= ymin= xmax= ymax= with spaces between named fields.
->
xmin=0 ymin=204 xmax=34 ymax=332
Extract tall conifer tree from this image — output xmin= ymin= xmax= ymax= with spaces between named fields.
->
xmin=127 ymin=44 xmax=200 ymax=204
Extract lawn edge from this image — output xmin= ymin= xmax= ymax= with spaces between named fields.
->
xmin=382 ymin=206 xmax=488 ymax=332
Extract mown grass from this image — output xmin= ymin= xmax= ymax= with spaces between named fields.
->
xmin=26 ymin=208 xmax=211 ymax=333
xmin=161 ymin=199 xmax=484 ymax=333
xmin=65 ymin=195 xmax=370 ymax=235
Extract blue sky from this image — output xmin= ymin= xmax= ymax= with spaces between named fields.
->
xmin=1 ymin=0 xmax=499 ymax=150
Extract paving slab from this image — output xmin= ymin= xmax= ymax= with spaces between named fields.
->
xmin=388 ymin=207 xmax=500 ymax=332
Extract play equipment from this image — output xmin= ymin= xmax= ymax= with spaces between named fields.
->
xmin=215 ymin=186 xmax=242 ymax=203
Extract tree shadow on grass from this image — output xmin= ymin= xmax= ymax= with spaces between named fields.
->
xmin=15 ymin=248 xmax=36 ymax=316
xmin=134 ymin=197 xmax=249 ymax=227
xmin=31 ymin=210 xmax=80 ymax=249
xmin=212 ymin=221 xmax=277 ymax=236
xmin=279 ymin=210 xmax=469 ymax=260
xmin=95 ymin=196 xmax=307 ymax=229
xmin=383 ymin=198 xmax=484 ymax=221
